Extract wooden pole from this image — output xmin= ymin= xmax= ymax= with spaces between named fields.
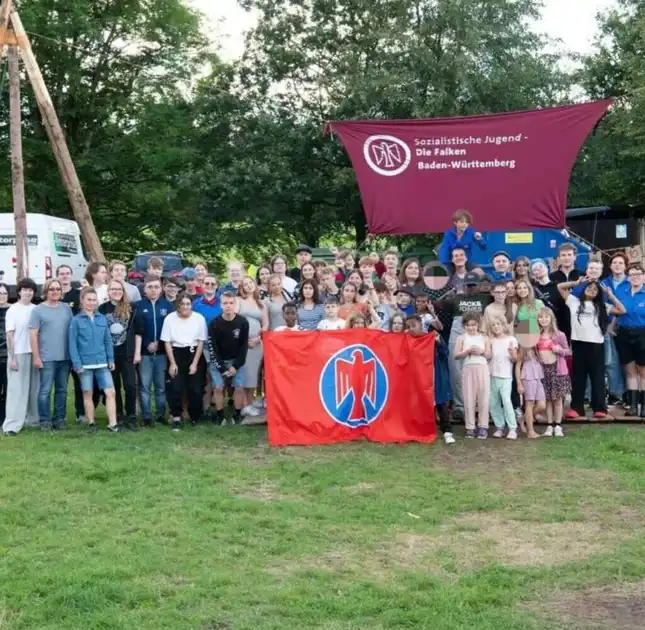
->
xmin=9 ymin=10 xmax=105 ymax=262
xmin=0 ymin=0 xmax=12 ymax=43
xmin=8 ymin=43 xmax=28 ymax=282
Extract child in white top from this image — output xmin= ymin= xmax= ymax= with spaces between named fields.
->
xmin=454 ymin=312 xmax=491 ymax=439
xmin=317 ymin=297 xmax=346 ymax=331
xmin=487 ymin=316 xmax=518 ymax=439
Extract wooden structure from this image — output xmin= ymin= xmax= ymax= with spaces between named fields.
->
xmin=0 ymin=0 xmax=104 ymax=280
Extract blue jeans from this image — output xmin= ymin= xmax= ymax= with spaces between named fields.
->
xmin=138 ymin=354 xmax=167 ymax=420
xmin=605 ymin=334 xmax=625 ymax=398
xmin=38 ymin=360 xmax=70 ymax=427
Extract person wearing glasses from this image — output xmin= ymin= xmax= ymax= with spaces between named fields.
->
xmin=29 ymin=279 xmax=73 ymax=431
xmin=2 ymin=278 xmax=39 ymax=436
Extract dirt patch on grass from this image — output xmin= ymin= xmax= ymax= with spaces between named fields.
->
xmin=529 ymin=580 xmax=645 ymax=630
xmin=343 ymin=482 xmax=380 ymax=494
xmin=271 ymin=509 xmax=643 ymax=581
xmin=230 ymin=481 xmax=293 ymax=502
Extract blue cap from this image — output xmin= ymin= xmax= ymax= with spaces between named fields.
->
xmin=182 ymin=267 xmax=196 ymax=280
xmin=530 ymin=258 xmax=547 ymax=269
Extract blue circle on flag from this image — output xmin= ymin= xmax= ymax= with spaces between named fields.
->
xmin=319 ymin=344 xmax=389 ymax=428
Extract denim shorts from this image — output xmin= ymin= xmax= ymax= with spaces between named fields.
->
xmin=79 ymin=366 xmax=114 ymax=392
xmin=210 ymin=360 xmax=245 ymax=388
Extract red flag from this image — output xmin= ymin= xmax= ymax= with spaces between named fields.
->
xmin=325 ymin=100 xmax=611 ymax=234
xmin=264 ymin=330 xmax=437 ymax=446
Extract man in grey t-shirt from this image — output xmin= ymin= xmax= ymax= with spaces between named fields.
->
xmin=29 ymin=280 xmax=73 ymax=430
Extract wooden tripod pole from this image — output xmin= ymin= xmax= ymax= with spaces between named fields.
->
xmin=10 ymin=10 xmax=105 ymax=262
xmin=8 ymin=43 xmax=28 ymax=282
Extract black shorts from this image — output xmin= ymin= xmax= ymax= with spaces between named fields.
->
xmin=615 ymin=328 xmax=645 ymax=366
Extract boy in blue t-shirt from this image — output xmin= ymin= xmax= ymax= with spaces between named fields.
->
xmin=438 ymin=209 xmax=486 ymax=266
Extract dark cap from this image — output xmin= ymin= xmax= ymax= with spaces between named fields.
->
xmin=394 ymin=288 xmax=417 ymax=297
xmin=492 ymin=250 xmax=511 ymax=261
xmin=182 ymin=267 xmax=197 ymax=281
xmin=295 ymin=244 xmax=312 ymax=254
xmin=479 ymin=274 xmax=493 ymax=284
xmin=464 ymin=272 xmax=482 ymax=286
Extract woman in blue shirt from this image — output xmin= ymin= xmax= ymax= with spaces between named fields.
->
xmin=296 ymin=280 xmax=324 ymax=331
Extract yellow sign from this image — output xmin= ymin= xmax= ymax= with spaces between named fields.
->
xmin=505 ymin=232 xmax=534 ymax=244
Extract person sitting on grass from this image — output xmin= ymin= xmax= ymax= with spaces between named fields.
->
xmin=69 ymin=287 xmax=118 ymax=433
xmin=438 ymin=209 xmax=486 ymax=267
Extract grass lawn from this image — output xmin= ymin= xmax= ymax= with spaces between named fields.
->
xmin=2 ymin=419 xmax=645 ymax=630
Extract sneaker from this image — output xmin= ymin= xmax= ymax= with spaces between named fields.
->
xmin=543 ymin=425 xmax=554 ymax=437
xmin=506 ymin=430 xmax=518 ymax=440
xmin=476 ymin=427 xmax=488 ymax=440
xmin=554 ymin=425 xmax=565 ymax=437
xmin=608 ymin=395 xmax=622 ymax=407
xmin=464 ymin=429 xmax=476 ymax=439
xmin=76 ymin=415 xmax=86 ymax=425
xmin=40 ymin=422 xmax=52 ymax=432
xmin=252 ymin=397 xmax=265 ymax=409
xmin=4 ymin=431 xmax=17 ymax=437
xmin=211 ymin=409 xmax=224 ymax=425
xmin=107 ymin=425 xmax=120 ymax=433
xmin=443 ymin=432 xmax=456 ymax=444
xmin=87 ymin=423 xmax=98 ymax=434
xmin=171 ymin=421 xmax=181 ymax=432
xmin=492 ymin=428 xmax=505 ymax=439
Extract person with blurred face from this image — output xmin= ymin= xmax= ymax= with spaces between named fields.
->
xmin=30 ymin=279 xmax=72 ymax=431
xmin=290 ymin=245 xmax=313 ymax=283
xmin=208 ymin=292 xmax=249 ymax=425
xmin=161 ymin=293 xmax=208 ymax=431
xmin=134 ymin=276 xmax=174 ymax=427
xmin=2 ymin=278 xmax=39 ymax=436
xmin=69 ymin=287 xmax=118 ymax=433
xmin=109 ymin=260 xmax=141 ymax=303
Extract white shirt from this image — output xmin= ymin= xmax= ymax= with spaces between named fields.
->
xmin=96 ymin=284 xmax=109 ymax=305
xmin=274 ymin=325 xmax=302 ymax=331
xmin=566 ymin=294 xmax=610 ymax=344
xmin=317 ymin=318 xmax=346 ymax=331
xmin=490 ymin=336 xmax=518 ymax=378
xmin=160 ymin=312 xmax=208 ymax=348
xmin=462 ymin=333 xmax=487 ymax=366
xmin=281 ymin=276 xmax=298 ymax=298
xmin=6 ymin=302 xmax=36 ymax=355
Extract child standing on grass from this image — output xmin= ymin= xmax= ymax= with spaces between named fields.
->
xmin=488 ymin=316 xmax=519 ymax=440
xmin=454 ymin=312 xmax=491 ymax=439
xmin=536 ymin=307 xmax=571 ymax=437
xmin=515 ymin=346 xmax=545 ymax=439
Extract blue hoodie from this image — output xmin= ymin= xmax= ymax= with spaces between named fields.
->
xmin=490 ymin=270 xmax=513 ymax=282
xmin=438 ymin=226 xmax=487 ymax=265
xmin=133 ymin=297 xmax=175 ymax=354
xmin=69 ymin=311 xmax=114 ymax=371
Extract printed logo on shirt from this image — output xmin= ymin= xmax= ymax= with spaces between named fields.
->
xmin=233 ymin=328 xmax=240 ymax=339
xmin=319 ymin=344 xmax=389 ymax=429
xmin=160 ymin=309 xmax=168 ymax=316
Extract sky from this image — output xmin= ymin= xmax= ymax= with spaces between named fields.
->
xmin=196 ymin=0 xmax=617 ymax=60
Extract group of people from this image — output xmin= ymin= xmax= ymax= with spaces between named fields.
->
xmin=1 ymin=209 xmax=645 ymax=443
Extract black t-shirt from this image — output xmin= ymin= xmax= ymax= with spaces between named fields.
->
xmin=548 ymin=268 xmax=583 ymax=339
xmin=208 ymin=315 xmax=250 ymax=373
xmin=62 ymin=287 xmax=81 ymax=315
xmin=0 ymin=307 xmax=8 ymax=360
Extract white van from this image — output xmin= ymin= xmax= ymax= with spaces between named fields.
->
xmin=0 ymin=213 xmax=88 ymax=294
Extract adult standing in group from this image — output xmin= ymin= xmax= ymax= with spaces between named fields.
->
xmin=193 ymin=275 xmax=222 ymax=325
xmin=289 ymin=245 xmax=312 ymax=283
xmin=256 ymin=264 xmax=272 ymax=300
xmin=614 ymin=263 xmax=645 ymax=416
xmin=549 ymin=243 xmax=584 ymax=339
xmin=134 ymin=276 xmax=174 ymax=427
xmin=100 ymin=280 xmax=139 ymax=430
xmin=2 ymin=279 xmax=39 ymax=436
xmin=531 ymin=259 xmax=559 ymax=313
xmin=292 ymin=262 xmax=318 ymax=301
xmin=297 ymin=279 xmax=324 ymax=330
xmin=84 ymin=261 xmax=109 ymax=305
xmin=194 ymin=262 xmax=208 ymax=294
xmin=602 ymin=253 xmax=629 ymax=405
xmin=208 ymin=292 xmax=249 ymax=426
xmin=109 ymin=260 xmax=142 ymax=303
xmin=490 ymin=251 xmax=513 ymax=282
xmin=446 ymin=248 xmax=473 ymax=293
xmin=182 ymin=268 xmax=200 ymax=300
xmin=161 ymin=293 xmax=208 ymax=431
xmin=271 ymin=254 xmax=298 ymax=299
xmin=237 ymin=276 xmax=268 ymax=418
xmin=218 ymin=261 xmax=245 ymax=297
xmin=30 ymin=279 xmax=72 ymax=431
xmin=57 ymin=264 xmax=84 ymax=423
xmin=163 ymin=276 xmax=181 ymax=304
xmin=0 ymin=283 xmax=9 ymax=426
xmin=265 ymin=274 xmax=289 ymax=330
xmin=513 ymin=256 xmax=531 ymax=282
xmin=69 ymin=287 xmax=119 ymax=432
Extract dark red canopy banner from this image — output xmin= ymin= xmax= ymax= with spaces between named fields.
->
xmin=325 ymin=100 xmax=612 ymax=234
